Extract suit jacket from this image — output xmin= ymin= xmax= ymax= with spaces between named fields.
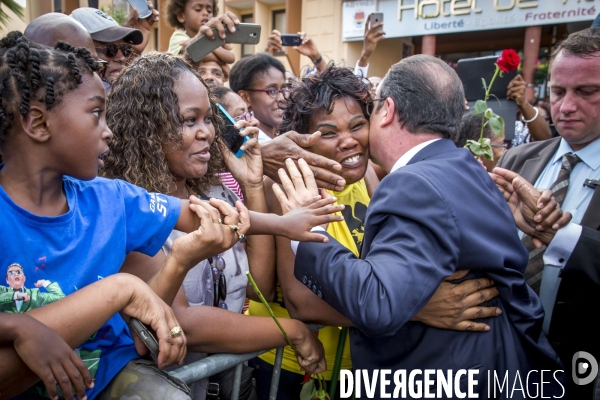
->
xmin=496 ymin=137 xmax=600 ymax=366
xmin=295 ymin=139 xmax=564 ymax=398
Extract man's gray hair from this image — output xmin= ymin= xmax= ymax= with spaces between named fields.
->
xmin=379 ymin=54 xmax=465 ymax=138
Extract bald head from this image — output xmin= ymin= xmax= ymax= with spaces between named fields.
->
xmin=24 ymin=13 xmax=98 ymax=59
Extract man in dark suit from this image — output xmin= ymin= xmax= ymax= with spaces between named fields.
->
xmin=285 ymin=55 xmax=564 ymax=398
xmin=494 ymin=27 xmax=600 ymax=399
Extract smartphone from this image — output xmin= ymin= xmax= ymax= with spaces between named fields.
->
xmin=370 ymin=12 xmax=384 ymax=26
xmin=186 ymin=23 xmax=261 ymax=62
xmin=129 ymin=318 xmax=159 ymax=356
xmin=224 ymin=23 xmax=261 ymax=45
xmin=217 ymin=103 xmax=248 ymax=158
xmin=281 ymin=34 xmax=302 ymax=47
xmin=127 ymin=0 xmax=152 ymax=19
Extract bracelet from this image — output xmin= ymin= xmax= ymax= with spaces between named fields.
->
xmin=312 ymin=54 xmax=322 ymax=65
xmin=521 ymin=107 xmax=539 ymax=124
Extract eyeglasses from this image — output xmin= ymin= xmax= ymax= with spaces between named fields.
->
xmin=95 ymin=43 xmax=133 ymax=58
xmin=366 ymin=97 xmax=387 ymax=117
xmin=246 ymin=87 xmax=291 ymax=99
xmin=233 ymin=111 xmax=254 ymax=122
xmin=7 ymin=269 xmax=23 ymax=276
xmin=209 ymin=255 xmax=227 ymax=309
xmin=490 ymin=143 xmax=508 ymax=149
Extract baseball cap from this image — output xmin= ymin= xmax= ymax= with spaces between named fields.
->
xmin=70 ymin=8 xmax=143 ymax=45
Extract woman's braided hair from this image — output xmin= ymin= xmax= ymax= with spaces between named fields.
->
xmin=101 ymin=52 xmax=225 ymax=195
xmin=0 ymin=31 xmax=102 ymax=147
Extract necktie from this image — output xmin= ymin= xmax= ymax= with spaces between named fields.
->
xmin=522 ymin=153 xmax=582 ymax=293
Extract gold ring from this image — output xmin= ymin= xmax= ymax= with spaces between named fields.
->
xmin=170 ymin=326 xmax=183 ymax=338
xmin=226 ymin=224 xmax=239 ymax=233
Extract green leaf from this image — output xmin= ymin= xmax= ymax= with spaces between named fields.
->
xmin=473 ymin=100 xmax=487 ymax=115
xmin=465 ymin=138 xmax=493 ymax=160
xmin=484 ymin=108 xmax=494 ymax=119
xmin=300 ymin=380 xmax=316 ymax=400
xmin=481 ymin=78 xmax=487 ymax=92
xmin=489 ymin=115 xmax=505 ymax=137
xmin=0 ymin=0 xmax=24 ymax=28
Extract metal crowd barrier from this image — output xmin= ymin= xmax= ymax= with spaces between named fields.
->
xmin=168 ymin=325 xmax=322 ymax=400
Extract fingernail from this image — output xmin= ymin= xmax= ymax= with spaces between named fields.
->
xmin=89 ymin=381 xmax=95 ymax=388
xmin=279 ymin=168 xmax=284 ymax=173
xmin=553 ymin=224 xmax=559 ymax=230
xmin=536 ymin=225 xmax=543 ymax=231
xmin=82 ymin=396 xmax=88 ymax=400
xmin=534 ymin=215 xmax=541 ymax=222
xmin=485 ymin=326 xmax=491 ymax=331
xmin=496 ymin=309 xmax=502 ymax=315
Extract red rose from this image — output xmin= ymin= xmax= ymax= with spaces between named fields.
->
xmin=497 ymin=49 xmax=520 ymax=73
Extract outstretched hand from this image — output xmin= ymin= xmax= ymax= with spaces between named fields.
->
xmin=13 ymin=315 xmax=93 ymax=400
xmin=273 ymin=158 xmax=344 ymax=242
xmin=412 ymin=270 xmax=501 ymax=332
xmin=261 ymin=131 xmax=346 ymax=191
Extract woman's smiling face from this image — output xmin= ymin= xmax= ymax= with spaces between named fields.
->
xmin=164 ymin=71 xmax=215 ymax=181
xmin=307 ymin=97 xmax=370 ymax=185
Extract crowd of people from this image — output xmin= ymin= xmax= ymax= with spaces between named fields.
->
xmin=0 ymin=0 xmax=598 ymax=399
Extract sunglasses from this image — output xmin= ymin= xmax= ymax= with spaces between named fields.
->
xmin=95 ymin=43 xmax=133 ymax=58
xmin=209 ymin=255 xmax=227 ymax=309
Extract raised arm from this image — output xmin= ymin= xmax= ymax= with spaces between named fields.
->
xmin=507 ymin=75 xmax=552 ymax=142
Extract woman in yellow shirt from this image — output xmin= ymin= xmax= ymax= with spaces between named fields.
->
xmin=248 ymin=64 xmax=377 ymax=399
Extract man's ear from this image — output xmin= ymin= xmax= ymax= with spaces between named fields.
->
xmin=21 ymin=104 xmax=51 ymax=143
xmin=238 ymin=90 xmax=251 ymax=106
xmin=379 ymin=97 xmax=396 ymax=128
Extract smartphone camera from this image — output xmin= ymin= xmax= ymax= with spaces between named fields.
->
xmin=281 ymin=34 xmax=302 ymax=47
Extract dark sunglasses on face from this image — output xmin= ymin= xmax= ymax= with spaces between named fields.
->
xmin=95 ymin=43 xmax=133 ymax=58
xmin=7 ymin=269 xmax=23 ymax=276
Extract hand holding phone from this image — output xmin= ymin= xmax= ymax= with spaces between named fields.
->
xmin=217 ymin=103 xmax=248 ymax=158
xmin=130 ymin=318 xmax=159 ymax=356
xmin=127 ymin=0 xmax=152 ymax=19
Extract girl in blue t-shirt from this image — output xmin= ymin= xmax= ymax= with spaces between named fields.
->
xmin=0 ymin=32 xmax=333 ymax=399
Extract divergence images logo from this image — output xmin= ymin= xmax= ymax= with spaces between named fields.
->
xmin=572 ymin=351 xmax=599 ymax=386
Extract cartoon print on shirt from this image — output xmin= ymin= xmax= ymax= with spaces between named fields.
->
xmin=0 ymin=263 xmax=66 ymax=313
xmin=341 ymin=201 xmax=368 ymax=252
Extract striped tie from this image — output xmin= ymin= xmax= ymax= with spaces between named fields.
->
xmin=522 ymin=153 xmax=582 ymax=293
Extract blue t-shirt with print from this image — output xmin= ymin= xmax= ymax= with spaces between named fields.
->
xmin=0 ymin=174 xmax=180 ymax=399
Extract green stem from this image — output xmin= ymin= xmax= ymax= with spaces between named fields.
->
xmin=479 ymin=65 xmax=501 ymax=142
xmin=246 ymin=271 xmax=297 ymax=352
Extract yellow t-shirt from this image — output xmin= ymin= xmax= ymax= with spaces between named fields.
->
xmin=168 ymin=30 xmax=189 ymax=55
xmin=247 ymin=179 xmax=370 ymax=380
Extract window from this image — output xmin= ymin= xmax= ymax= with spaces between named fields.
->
xmin=272 ymin=10 xmax=286 ymax=56
xmin=241 ymin=13 xmax=254 ymax=58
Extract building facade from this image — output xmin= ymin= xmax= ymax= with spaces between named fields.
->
xmin=2 ymin=0 xmax=596 ymax=100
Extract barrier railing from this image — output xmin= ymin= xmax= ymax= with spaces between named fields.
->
xmin=168 ymin=325 xmax=322 ymax=400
